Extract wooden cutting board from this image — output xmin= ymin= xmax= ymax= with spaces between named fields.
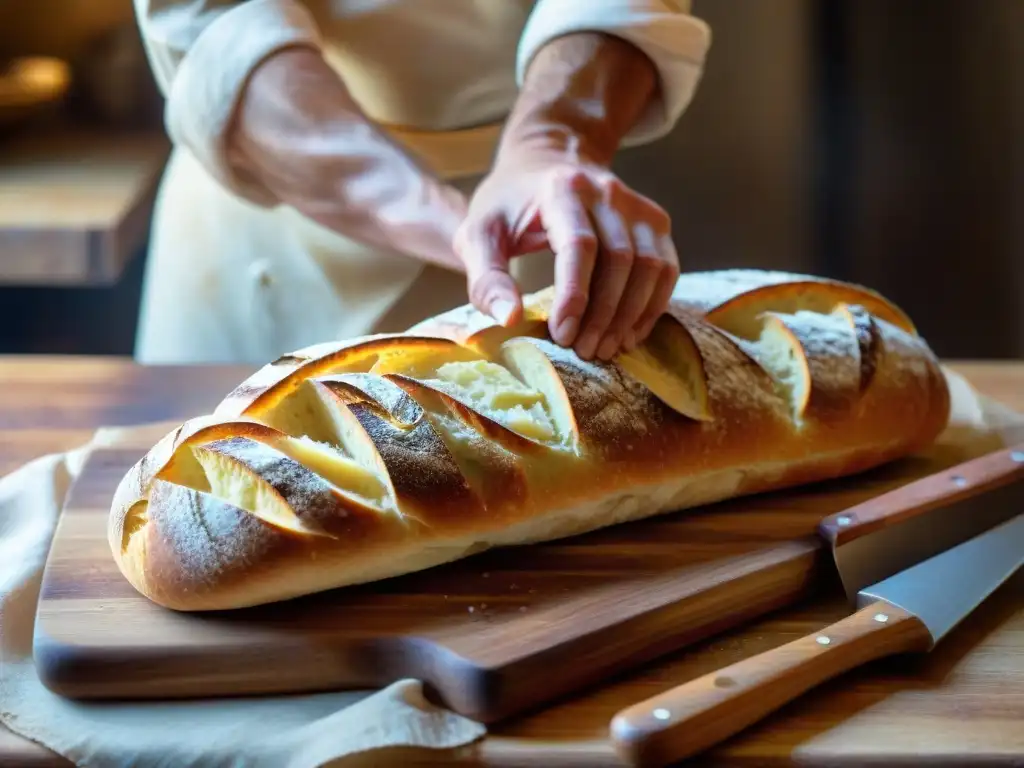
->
xmin=31 ymin=400 xmax=1018 ymax=725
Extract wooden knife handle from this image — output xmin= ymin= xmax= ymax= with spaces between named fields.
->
xmin=609 ymin=601 xmax=933 ymax=767
xmin=818 ymin=442 xmax=1024 ymax=546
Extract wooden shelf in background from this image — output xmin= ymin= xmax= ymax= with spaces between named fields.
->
xmin=0 ymin=129 xmax=170 ymax=286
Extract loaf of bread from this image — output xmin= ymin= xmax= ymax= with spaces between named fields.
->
xmin=109 ymin=270 xmax=951 ymax=611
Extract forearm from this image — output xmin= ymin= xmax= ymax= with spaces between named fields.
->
xmin=226 ymin=46 xmax=466 ymax=270
xmin=228 ymin=49 xmax=426 ymax=229
xmin=498 ymin=33 xmax=659 ymax=166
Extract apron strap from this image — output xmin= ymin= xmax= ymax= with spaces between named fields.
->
xmin=382 ymin=121 xmax=503 ymax=182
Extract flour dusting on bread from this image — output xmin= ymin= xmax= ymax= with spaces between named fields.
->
xmin=108 ymin=270 xmax=951 ymax=611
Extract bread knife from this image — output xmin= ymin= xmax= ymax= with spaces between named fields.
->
xmin=609 ymin=444 xmax=1024 ymax=767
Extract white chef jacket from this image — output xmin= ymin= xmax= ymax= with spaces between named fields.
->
xmin=131 ymin=0 xmax=712 ymax=364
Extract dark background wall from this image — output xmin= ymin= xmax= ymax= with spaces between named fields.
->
xmin=840 ymin=1 xmax=1024 ymax=358
xmin=615 ymin=0 xmax=1024 ymax=359
xmin=2 ymin=0 xmax=1022 ymax=359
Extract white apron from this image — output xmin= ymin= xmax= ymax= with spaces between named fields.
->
xmin=131 ymin=0 xmax=710 ymax=364
xmin=134 ymin=147 xmax=554 ymax=364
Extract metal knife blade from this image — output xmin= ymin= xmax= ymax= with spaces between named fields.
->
xmin=820 ymin=445 xmax=1024 ymax=604
xmin=857 ymin=511 xmax=1023 ymax=647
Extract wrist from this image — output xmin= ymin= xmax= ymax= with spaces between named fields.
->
xmin=496 ymin=120 xmax=611 ymax=169
xmin=498 ymin=32 xmax=657 ymax=168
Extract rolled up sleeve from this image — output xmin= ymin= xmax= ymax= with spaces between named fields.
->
xmin=134 ymin=0 xmax=322 ymax=205
xmin=516 ymin=0 xmax=712 ymax=146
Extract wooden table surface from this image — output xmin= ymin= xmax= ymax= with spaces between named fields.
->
xmin=0 ymin=356 xmax=1022 ymax=767
xmin=0 ymin=131 xmax=169 ymax=286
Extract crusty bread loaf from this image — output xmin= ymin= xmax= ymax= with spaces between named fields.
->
xmin=108 ymin=270 xmax=950 ymax=611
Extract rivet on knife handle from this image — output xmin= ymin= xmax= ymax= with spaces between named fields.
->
xmin=609 ymin=603 xmax=932 ymax=767
xmin=610 ymin=509 xmax=1024 ymax=767
xmin=818 ymin=442 xmax=1024 ymax=547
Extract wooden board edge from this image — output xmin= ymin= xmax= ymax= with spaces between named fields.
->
xmin=418 ymin=537 xmax=830 ymax=723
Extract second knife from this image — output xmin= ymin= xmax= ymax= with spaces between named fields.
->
xmin=609 ymin=443 xmax=1024 ymax=767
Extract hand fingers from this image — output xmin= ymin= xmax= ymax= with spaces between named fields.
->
xmin=584 ymin=186 xmax=678 ymax=359
xmin=578 ymin=200 xmax=635 ymax=360
xmin=454 ymin=218 xmax=523 ymax=326
xmin=540 ymin=175 xmax=599 ymax=348
xmin=597 ymin=222 xmax=663 ymax=358
xmin=634 ymin=232 xmax=681 ymax=342
xmin=533 ymin=170 xmax=679 ymax=360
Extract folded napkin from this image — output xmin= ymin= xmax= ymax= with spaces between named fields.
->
xmin=0 ymin=367 xmax=1021 ymax=767
xmin=0 ymin=427 xmax=485 ymax=768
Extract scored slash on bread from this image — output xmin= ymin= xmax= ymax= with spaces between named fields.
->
xmin=833 ymin=303 xmax=880 ymax=393
xmin=109 ymin=270 xmax=952 ymax=611
xmin=214 ymin=335 xmax=467 ymax=422
xmin=381 ymin=373 xmax=533 ymax=515
xmin=755 ymin=309 xmax=863 ymax=422
xmin=615 ymin=313 xmax=713 ymax=422
xmin=310 ymin=374 xmax=485 ymax=525
xmin=673 ymin=270 xmax=918 ymax=339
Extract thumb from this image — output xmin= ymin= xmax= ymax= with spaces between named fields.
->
xmin=455 ymin=220 xmax=523 ymax=327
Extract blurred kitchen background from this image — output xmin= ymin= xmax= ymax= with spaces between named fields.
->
xmin=0 ymin=0 xmax=1021 ymax=358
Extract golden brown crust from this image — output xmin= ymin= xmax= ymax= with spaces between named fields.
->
xmin=120 ymin=479 xmax=412 ymax=611
xmin=214 ymin=335 xmax=458 ymax=419
xmin=673 ymin=271 xmax=918 ymax=339
xmin=833 ymin=303 xmax=880 ymax=394
xmin=383 ymin=375 xmax=533 ymax=524
xmin=109 ymin=270 xmax=952 ymax=611
xmin=311 ymin=375 xmax=485 ymax=527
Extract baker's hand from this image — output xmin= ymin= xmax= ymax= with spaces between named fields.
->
xmin=455 ymin=150 xmax=679 ymax=361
